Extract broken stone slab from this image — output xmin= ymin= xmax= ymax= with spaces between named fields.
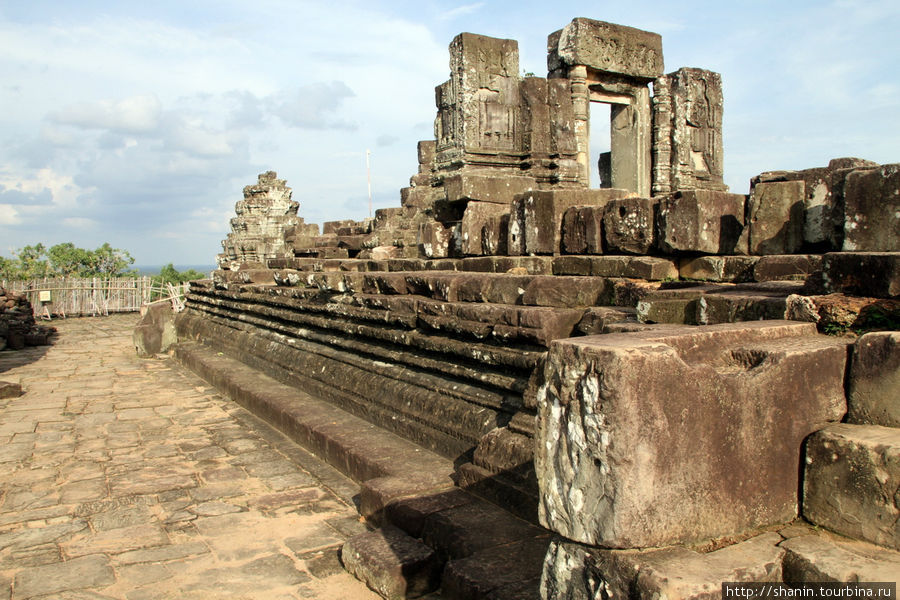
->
xmin=657 ymin=190 xmax=747 ymax=255
xmin=746 ymin=181 xmax=804 ymax=255
xmin=847 ymin=332 xmax=900 ymax=427
xmin=442 ymin=536 xmax=549 ymax=600
xmin=443 ymin=174 xmax=535 ymax=205
xmin=548 ymin=18 xmax=664 ymax=81
xmin=679 ymin=256 xmax=757 ymax=282
xmin=842 ymin=163 xmax=900 ymax=251
xmin=781 ymin=531 xmax=900 ymax=582
xmin=803 ymin=423 xmax=900 ymax=550
xmin=341 ymin=525 xmax=442 ymax=600
xmin=822 ymin=252 xmax=900 ymax=298
xmin=540 ymin=532 xmax=784 ymax=600
xmin=561 ymin=205 xmax=604 ymax=254
xmin=603 ymin=197 xmax=657 ymax=255
xmin=509 ymin=189 xmax=633 ymax=256
xmin=535 ymin=321 xmax=848 ymax=548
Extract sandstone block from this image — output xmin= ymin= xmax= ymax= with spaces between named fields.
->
xmin=511 ymin=189 xmax=632 ymax=256
xmin=561 ymin=206 xmax=604 ymax=254
xmin=541 ymin=532 xmax=784 ymax=600
xmin=133 ymin=300 xmax=177 ymax=358
xmin=371 ymin=246 xmax=403 ymax=261
xmin=442 ymin=536 xmax=548 ymax=600
xmin=603 ymin=197 xmax=656 ymax=254
xmin=679 ymin=256 xmax=757 ymax=282
xmin=746 ymin=181 xmax=804 ymax=255
xmin=418 ymin=222 xmax=452 ymax=259
xmin=847 ymin=332 xmax=900 ymax=427
xmin=401 ymin=186 xmax=433 ymax=209
xmin=843 ymin=163 xmax=900 ymax=251
xmin=753 ymin=255 xmax=822 ymax=282
xmin=460 ymin=202 xmax=510 ymax=256
xmin=341 ymin=526 xmax=441 ymax=599
xmin=535 ymin=321 xmax=848 ymax=548
xmin=548 ymin=18 xmax=664 ymax=80
xmin=657 ymin=190 xmax=746 ymax=255
xmin=822 ymin=252 xmax=900 ymax=298
xmin=522 ymin=276 xmax=607 ymax=308
xmin=781 ymin=532 xmax=900 ymax=582
xmin=443 ymin=174 xmax=534 ymax=205
xmin=417 ymin=140 xmax=435 ymax=169
xmin=803 ymin=423 xmax=900 ymax=549
xmin=751 ymin=158 xmax=878 ymax=249
xmin=0 ymin=381 xmax=23 ymax=399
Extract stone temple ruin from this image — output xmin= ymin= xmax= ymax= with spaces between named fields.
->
xmin=166 ymin=18 xmax=899 ymax=600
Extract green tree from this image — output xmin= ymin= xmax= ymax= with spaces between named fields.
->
xmin=0 ymin=242 xmax=138 ymax=280
xmin=89 ymin=243 xmax=137 ymax=276
xmin=47 ymin=242 xmax=94 ymax=276
xmin=154 ymin=263 xmax=205 ymax=286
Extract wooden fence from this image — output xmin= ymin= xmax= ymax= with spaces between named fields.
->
xmin=2 ymin=277 xmax=190 ymax=318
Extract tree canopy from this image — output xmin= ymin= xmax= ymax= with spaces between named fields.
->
xmin=0 ymin=243 xmax=137 ymax=280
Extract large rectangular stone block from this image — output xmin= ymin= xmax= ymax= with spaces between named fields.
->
xmin=443 ymin=174 xmax=535 ymax=205
xmin=603 ymin=197 xmax=657 ymax=255
xmin=843 ymin=163 xmax=900 ymax=251
xmin=822 ymin=252 xmax=900 ymax=298
xmin=548 ymin=18 xmax=664 ymax=80
xmin=561 ymin=206 xmax=604 ymax=254
xmin=746 ymin=181 xmax=804 ymax=255
xmin=847 ymin=332 xmax=900 ymax=427
xmin=460 ymin=202 xmax=510 ymax=256
xmin=657 ymin=190 xmax=747 ymax=255
xmin=803 ymin=423 xmax=900 ymax=550
xmin=535 ymin=321 xmax=848 ymax=548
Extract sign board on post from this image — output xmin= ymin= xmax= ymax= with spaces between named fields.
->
xmin=39 ymin=291 xmax=51 ymax=303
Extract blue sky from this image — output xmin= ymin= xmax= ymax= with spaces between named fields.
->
xmin=1 ymin=0 xmax=898 ymax=265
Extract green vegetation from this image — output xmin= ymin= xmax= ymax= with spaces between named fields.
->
xmin=0 ymin=243 xmax=137 ymax=280
xmin=152 ymin=263 xmax=206 ymax=287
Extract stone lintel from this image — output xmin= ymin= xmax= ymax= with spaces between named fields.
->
xmin=548 ymin=18 xmax=663 ymax=81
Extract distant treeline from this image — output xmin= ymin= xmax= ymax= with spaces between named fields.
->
xmin=0 ymin=243 xmax=205 ymax=286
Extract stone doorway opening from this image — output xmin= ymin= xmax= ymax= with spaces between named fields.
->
xmin=589 ymin=101 xmax=611 ymax=188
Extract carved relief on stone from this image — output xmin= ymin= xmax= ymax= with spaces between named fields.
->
xmin=652 ymin=68 xmax=726 ymax=194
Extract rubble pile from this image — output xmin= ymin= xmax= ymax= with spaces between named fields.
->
xmin=0 ymin=287 xmax=54 ymax=352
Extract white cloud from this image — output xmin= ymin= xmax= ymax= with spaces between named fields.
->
xmin=0 ymin=204 xmax=20 ymax=225
xmin=62 ymin=217 xmax=97 ymax=229
xmin=50 ymin=94 xmax=162 ymax=134
xmin=439 ymin=3 xmax=485 ymax=21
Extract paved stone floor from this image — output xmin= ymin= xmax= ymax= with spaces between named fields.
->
xmin=0 ymin=314 xmax=380 ymax=600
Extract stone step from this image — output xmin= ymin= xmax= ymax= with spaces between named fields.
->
xmin=781 ymin=528 xmax=900 ymax=582
xmin=802 ymin=423 xmax=900 ymax=550
xmin=172 ymin=341 xmax=455 ymax=516
xmin=346 ymin=492 xmax=550 ymax=599
xmin=636 ymin=281 xmax=805 ymax=325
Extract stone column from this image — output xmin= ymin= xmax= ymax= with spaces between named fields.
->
xmin=568 ymin=65 xmax=591 ymax=187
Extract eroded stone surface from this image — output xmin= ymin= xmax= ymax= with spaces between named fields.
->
xmin=847 ymin=332 xmax=900 ymax=427
xmin=803 ymin=423 xmax=900 ymax=550
xmin=782 ymin=532 xmax=900 ymax=582
xmin=541 ymin=532 xmax=784 ymax=600
xmin=536 ymin=321 xmax=848 ymax=548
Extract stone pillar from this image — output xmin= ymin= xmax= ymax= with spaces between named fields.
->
xmin=652 ymin=68 xmax=727 ymax=193
xmin=568 ymin=65 xmax=591 ymax=187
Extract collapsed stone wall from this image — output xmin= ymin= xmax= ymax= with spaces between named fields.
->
xmin=181 ymin=16 xmax=900 ymax=600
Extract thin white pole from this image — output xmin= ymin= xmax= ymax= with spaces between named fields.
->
xmin=366 ymin=149 xmax=373 ymax=218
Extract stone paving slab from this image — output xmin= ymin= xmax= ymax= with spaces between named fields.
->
xmin=0 ymin=314 xmax=379 ymax=600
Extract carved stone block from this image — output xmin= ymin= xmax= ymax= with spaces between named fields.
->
xmin=657 ymin=190 xmax=746 ymax=255
xmin=548 ymin=18 xmax=663 ymax=80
